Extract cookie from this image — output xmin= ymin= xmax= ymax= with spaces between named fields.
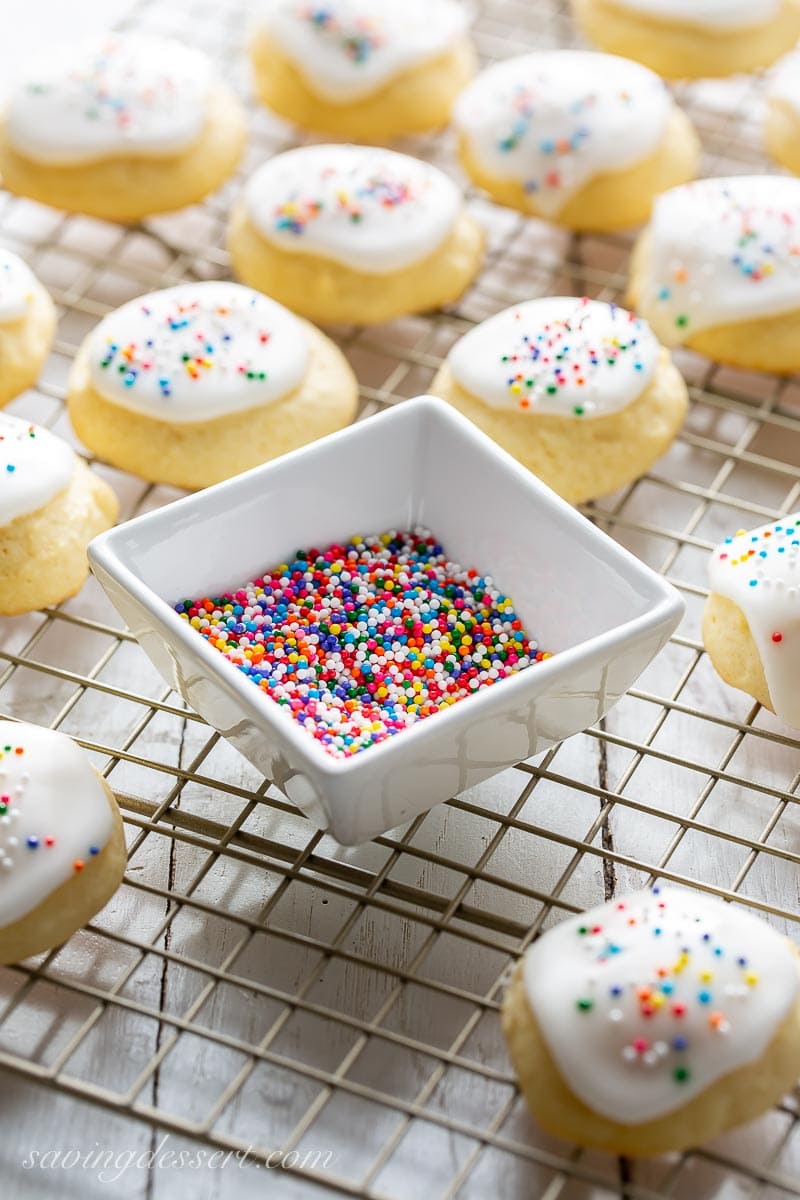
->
xmin=0 ymin=34 xmax=246 ymax=223
xmin=67 ymin=281 xmax=359 ymax=490
xmin=502 ymin=888 xmax=800 ymax=1156
xmin=0 ymin=413 xmax=118 ymax=615
xmin=454 ymin=51 xmax=700 ymax=231
xmin=703 ymin=515 xmax=800 ymax=726
xmin=571 ymin=0 xmax=800 ymax=79
xmin=249 ymin=0 xmax=474 ymax=140
xmin=429 ymin=297 xmax=688 ymax=504
xmin=228 ymin=144 xmax=484 ymax=325
xmin=0 ymin=249 xmax=56 ymax=408
xmin=766 ymin=48 xmax=800 ymax=176
xmin=0 ymin=721 xmax=126 ymax=964
xmin=629 ymin=175 xmax=800 ymax=374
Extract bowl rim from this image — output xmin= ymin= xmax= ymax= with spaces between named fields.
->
xmin=89 ymin=395 xmax=684 ymax=778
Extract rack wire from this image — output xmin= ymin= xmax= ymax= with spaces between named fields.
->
xmin=2 ymin=0 xmax=800 ymax=1196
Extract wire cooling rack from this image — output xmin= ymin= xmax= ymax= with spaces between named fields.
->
xmin=2 ymin=1 xmax=800 ymax=1197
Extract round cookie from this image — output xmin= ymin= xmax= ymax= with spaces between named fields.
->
xmin=571 ymin=0 xmax=800 ymax=80
xmin=249 ymin=0 xmax=475 ymax=140
xmin=0 ymin=721 xmax=126 ymax=964
xmin=67 ymin=281 xmax=359 ymax=490
xmin=429 ymin=297 xmax=688 ymax=504
xmin=703 ymin=515 xmax=800 ymax=726
xmin=454 ymin=50 xmax=700 ymax=232
xmin=503 ymin=887 xmax=800 ymax=1156
xmin=629 ymin=175 xmax=800 ymax=374
xmin=766 ymin=49 xmax=800 ymax=175
xmin=228 ymin=144 xmax=484 ymax=325
xmin=0 ymin=249 xmax=56 ymax=408
xmin=0 ymin=34 xmax=246 ymax=223
xmin=0 ymin=413 xmax=118 ymax=615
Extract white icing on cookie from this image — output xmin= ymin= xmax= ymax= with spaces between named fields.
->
xmin=610 ymin=0 xmax=779 ymax=30
xmin=637 ymin=176 xmax=800 ymax=345
xmin=454 ymin=51 xmax=671 ymax=219
xmin=5 ymin=34 xmax=214 ymax=166
xmin=0 ymin=721 xmax=116 ymax=928
xmin=0 ymin=250 xmax=40 ymax=324
xmin=0 ymin=414 xmax=75 ymax=529
xmin=258 ymin=0 xmax=469 ymax=103
xmin=447 ymin=297 xmax=658 ymax=418
xmin=87 ymin=283 xmax=309 ymax=424
xmin=709 ymin=515 xmax=800 ymax=727
xmin=769 ymin=48 xmax=800 ymax=118
xmin=244 ymin=144 xmax=461 ymax=274
xmin=522 ymin=887 xmax=799 ymax=1125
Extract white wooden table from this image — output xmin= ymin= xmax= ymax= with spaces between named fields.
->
xmin=0 ymin=2 xmax=799 ymax=1198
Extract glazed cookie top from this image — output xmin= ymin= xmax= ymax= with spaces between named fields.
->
xmin=257 ymin=0 xmax=469 ymax=103
xmin=0 ymin=249 xmax=41 ymax=324
xmin=86 ymin=283 xmax=310 ymax=424
xmin=0 ymin=721 xmax=117 ymax=928
xmin=0 ymin=414 xmax=75 ymax=529
xmin=244 ymin=144 xmax=462 ymax=274
xmin=5 ymin=34 xmax=215 ymax=166
xmin=769 ymin=48 xmax=800 ymax=116
xmin=522 ymin=887 xmax=799 ymax=1125
xmin=609 ymin=0 xmax=779 ymax=29
xmin=454 ymin=51 xmax=671 ymax=218
xmin=709 ymin=515 xmax=800 ymax=727
xmin=637 ymin=175 xmax=800 ymax=345
xmin=447 ymin=297 xmax=659 ymax=418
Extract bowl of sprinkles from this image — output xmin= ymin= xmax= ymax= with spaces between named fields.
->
xmin=89 ymin=396 xmax=683 ymax=844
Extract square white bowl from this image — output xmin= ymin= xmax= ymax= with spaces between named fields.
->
xmin=89 ymin=395 xmax=683 ymax=845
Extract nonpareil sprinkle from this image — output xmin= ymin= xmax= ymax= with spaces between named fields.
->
xmin=175 ymin=528 xmax=550 ymax=759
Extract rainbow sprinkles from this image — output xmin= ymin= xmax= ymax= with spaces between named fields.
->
xmin=176 ymin=528 xmax=549 ymax=759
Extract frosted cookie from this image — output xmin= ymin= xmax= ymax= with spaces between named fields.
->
xmin=430 ymin=297 xmax=687 ymax=504
xmin=0 ymin=35 xmax=246 ymax=223
xmin=0 ymin=249 xmax=56 ymax=407
xmin=0 ymin=413 xmax=118 ymax=615
xmin=503 ymin=888 xmax=800 ymax=1156
xmin=454 ymin=51 xmax=700 ymax=232
xmin=0 ymin=721 xmax=126 ymax=964
xmin=67 ymin=281 xmax=359 ymax=490
xmin=571 ymin=0 xmax=800 ymax=80
xmin=249 ymin=0 xmax=475 ymax=140
xmin=703 ymin=515 xmax=800 ymax=725
xmin=228 ymin=144 xmax=484 ymax=325
xmin=766 ymin=48 xmax=800 ymax=175
xmin=629 ymin=176 xmax=800 ymax=374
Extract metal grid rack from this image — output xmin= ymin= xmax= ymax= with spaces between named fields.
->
xmin=2 ymin=0 xmax=800 ymax=1196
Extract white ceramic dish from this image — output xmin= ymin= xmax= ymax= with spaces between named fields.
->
xmin=89 ymin=395 xmax=683 ymax=845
